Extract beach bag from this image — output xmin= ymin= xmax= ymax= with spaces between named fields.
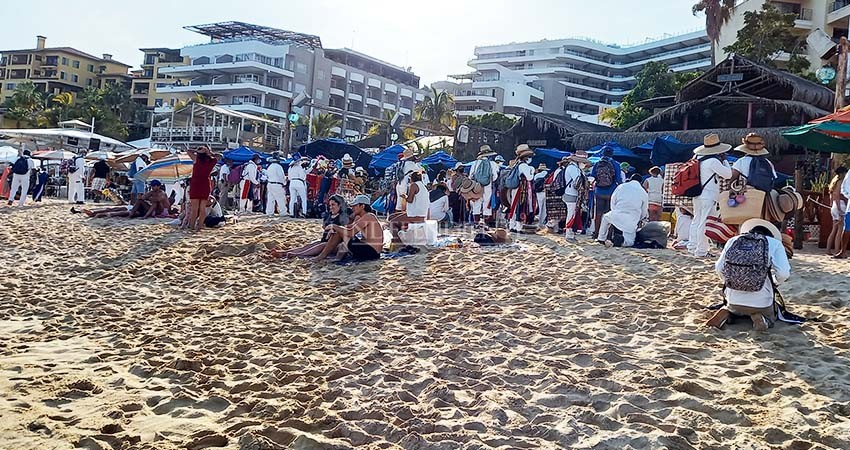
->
xmin=671 ymin=158 xmax=712 ymax=197
xmin=719 ymin=180 xmax=766 ymax=225
xmin=228 ymin=164 xmax=243 ymax=185
xmin=533 ymin=176 xmax=546 ymax=193
xmin=705 ymin=216 xmax=738 ymax=244
xmin=12 ymin=157 xmax=29 ymax=175
xmin=551 ymin=168 xmax=567 ymax=196
xmin=721 ymin=233 xmax=770 ymax=292
xmin=472 ymin=160 xmax=493 ymax=185
xmin=747 ymin=157 xmax=776 ymax=192
xmin=503 ymin=164 xmax=522 ymax=190
xmin=594 ymin=158 xmax=616 ymax=189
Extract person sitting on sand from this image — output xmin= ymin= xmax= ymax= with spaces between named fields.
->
xmin=271 ymin=195 xmax=351 ymax=258
xmin=596 ymin=174 xmax=648 ymax=247
xmin=204 ymin=196 xmax=227 ymax=228
xmin=130 ymin=180 xmax=171 ymax=219
xmin=314 ymin=194 xmax=383 ymax=262
xmin=706 ymin=218 xmax=791 ymax=331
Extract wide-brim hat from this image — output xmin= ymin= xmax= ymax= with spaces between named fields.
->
xmin=740 ymin=218 xmax=781 ymax=241
xmin=537 ymin=163 xmax=548 ymax=171
xmin=734 ymin=133 xmax=770 ymax=156
xmin=478 ymin=145 xmax=497 ymax=158
xmin=649 ymin=166 xmax=662 ymax=174
xmin=453 ymin=162 xmax=464 ymax=170
xmin=694 ymin=133 xmax=732 ymax=156
xmin=401 ymin=147 xmax=418 ymax=161
xmin=766 ymin=189 xmax=784 ymax=222
xmin=567 ymin=150 xmax=591 ymax=165
xmin=777 ymin=186 xmax=803 ymax=214
xmin=515 ymin=144 xmax=534 ymax=159
xmin=342 ymin=160 xmax=354 ymax=169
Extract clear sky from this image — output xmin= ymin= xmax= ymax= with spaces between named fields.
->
xmin=2 ymin=0 xmax=705 ymax=85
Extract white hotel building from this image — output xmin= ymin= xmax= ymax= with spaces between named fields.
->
xmin=157 ymin=22 xmax=427 ymax=140
xmin=436 ymin=30 xmax=712 ymax=123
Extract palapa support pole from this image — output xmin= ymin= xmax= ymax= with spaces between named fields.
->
xmin=834 ymin=37 xmax=849 ymax=113
xmin=747 ymin=103 xmax=753 ymax=128
xmin=793 ymin=164 xmax=805 ymax=250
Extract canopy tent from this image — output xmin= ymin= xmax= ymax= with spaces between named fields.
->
xmin=33 ymin=149 xmax=76 ymax=160
xmin=587 ymin=141 xmax=650 ymax=170
xmin=0 ymin=146 xmax=19 ymax=163
xmin=420 ymin=151 xmax=458 ymax=180
xmin=222 ymin=146 xmax=272 ymax=164
xmin=368 ymin=144 xmax=404 ymax=175
xmin=531 ymin=148 xmax=571 ymax=170
xmin=0 ymin=128 xmax=134 ymax=150
xmin=781 ymin=122 xmax=850 ymax=154
xmin=299 ymin=138 xmax=371 ymax=169
xmin=645 ymin=135 xmax=701 ymax=166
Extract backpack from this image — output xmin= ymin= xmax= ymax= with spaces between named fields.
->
xmin=533 ymin=175 xmax=546 ymax=193
xmin=722 ymin=233 xmax=770 ymax=292
xmin=551 ymin=168 xmax=567 ymax=196
xmin=227 ymin=164 xmax=243 ymax=185
xmin=12 ymin=157 xmax=29 ymax=175
xmin=746 ymin=157 xmax=775 ymax=192
xmin=672 ymin=157 xmax=714 ymax=197
xmin=594 ymin=158 xmax=616 ymax=188
xmin=67 ymin=156 xmax=81 ymax=174
xmin=503 ymin=164 xmax=522 ymax=190
xmin=472 ymin=160 xmax=493 ymax=185
xmin=127 ymin=160 xmax=139 ymax=179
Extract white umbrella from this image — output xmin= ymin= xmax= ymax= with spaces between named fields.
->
xmin=33 ymin=149 xmax=77 ymax=160
xmin=85 ymin=150 xmax=117 ymax=161
xmin=0 ymin=146 xmax=20 ymax=163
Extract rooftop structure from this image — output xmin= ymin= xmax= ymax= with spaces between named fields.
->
xmin=184 ymin=21 xmax=323 ymax=48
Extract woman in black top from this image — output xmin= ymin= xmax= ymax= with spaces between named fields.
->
xmin=271 ymin=195 xmax=350 ymax=258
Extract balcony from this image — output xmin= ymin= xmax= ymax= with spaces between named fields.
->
xmin=399 ymin=107 xmax=411 ymax=115
xmin=330 ymin=87 xmax=345 ymax=97
xmin=332 ymin=66 xmax=347 ymax=78
xmin=350 ymin=72 xmax=365 ymax=83
xmin=9 ymin=55 xmax=30 ymax=65
xmin=348 ymin=92 xmax=363 ymax=102
xmin=224 ymin=103 xmax=287 ymax=119
xmin=383 ymin=102 xmax=397 ymax=111
xmin=366 ymin=97 xmax=381 ymax=107
xmin=158 ymin=81 xmax=292 ymax=99
xmin=368 ymin=78 xmax=381 ymax=88
xmin=159 ymin=61 xmax=294 ymax=78
xmin=454 ymin=95 xmax=497 ymax=103
xmin=400 ymin=88 xmax=413 ymax=98
xmin=385 ymin=84 xmax=397 ymax=94
xmin=828 ymin=1 xmax=850 ymax=24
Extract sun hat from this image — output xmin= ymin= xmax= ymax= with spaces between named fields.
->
xmin=478 ymin=145 xmax=497 ymax=158
xmin=777 ymin=186 xmax=803 ymax=214
xmin=620 ymin=162 xmax=631 ymax=171
xmin=694 ymin=133 xmax=732 ymax=156
xmin=494 ymin=155 xmax=505 ymax=163
xmin=453 ymin=162 xmax=464 ymax=170
xmin=567 ymin=150 xmax=591 ymax=165
xmin=765 ymin=190 xmax=784 ymax=222
xmin=355 ymin=166 xmax=366 ymax=174
xmin=515 ymin=144 xmax=534 ymax=159
xmin=350 ymin=194 xmax=371 ymax=206
xmin=740 ymin=218 xmax=781 ymax=240
xmin=342 ymin=153 xmax=354 ymax=168
xmin=734 ymin=133 xmax=769 ymax=156
xmin=400 ymin=147 xmax=418 ymax=161
xmin=98 ymin=154 xmax=107 ymax=161
xmin=537 ymin=163 xmax=548 ymax=171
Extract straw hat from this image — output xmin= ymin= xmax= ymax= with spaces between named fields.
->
xmin=477 ymin=145 xmax=497 ymax=158
xmin=342 ymin=153 xmax=354 ymax=168
xmin=734 ymin=133 xmax=769 ymax=156
xmin=649 ymin=166 xmax=662 ymax=175
xmin=453 ymin=162 xmax=464 ymax=170
xmin=777 ymin=186 xmax=803 ymax=214
xmin=694 ymin=133 xmax=732 ymax=156
xmin=537 ymin=163 xmax=548 ymax=171
xmin=568 ymin=150 xmax=591 ymax=165
xmin=515 ymin=144 xmax=534 ymax=159
xmin=400 ymin=147 xmax=418 ymax=161
xmin=765 ymin=190 xmax=784 ymax=222
xmin=740 ymin=218 xmax=781 ymax=241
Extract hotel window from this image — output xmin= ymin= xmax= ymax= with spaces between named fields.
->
xmin=6 ymin=83 xmax=16 ymax=90
xmin=317 ymin=70 xmax=325 ymax=80
xmin=87 ymin=79 xmax=93 ymax=86
xmin=315 ymin=89 xmax=324 ymax=100
xmin=72 ymin=74 xmax=78 ymax=82
xmin=62 ymin=57 xmax=68 ymax=65
xmin=87 ymin=64 xmax=94 ymax=72
xmin=73 ymin=60 xmax=80 ymax=69
xmin=296 ymin=62 xmax=308 ymax=74
xmin=60 ymin=71 xmax=66 ymax=80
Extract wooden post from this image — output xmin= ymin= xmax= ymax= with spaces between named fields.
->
xmin=746 ymin=103 xmax=753 ymax=128
xmin=683 ymin=115 xmax=688 ymax=131
xmin=834 ymin=37 xmax=849 ymax=112
xmin=793 ymin=165 xmax=805 ymax=250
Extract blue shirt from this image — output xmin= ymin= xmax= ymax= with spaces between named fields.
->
xmin=590 ymin=157 xmax=622 ymax=196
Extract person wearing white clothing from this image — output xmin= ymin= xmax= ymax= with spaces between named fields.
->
xmin=8 ymin=150 xmax=35 ymax=206
xmin=688 ymin=134 xmax=733 ymax=257
xmin=287 ymin=157 xmax=309 ymax=218
xmin=532 ymin=164 xmax=549 ymax=228
xmin=642 ymin=166 xmax=664 ymax=222
xmin=834 ymin=166 xmax=850 ymax=258
xmin=394 ymin=148 xmax=430 ymax=212
xmin=389 ymin=171 xmax=429 ymax=244
xmin=239 ymin=155 xmax=260 ymax=213
xmin=508 ymin=145 xmax=536 ymax=232
xmin=827 ymin=166 xmax=848 ymax=255
xmin=67 ymin=152 xmax=86 ymax=204
xmin=596 ymin=175 xmax=648 ymax=247
xmin=265 ymin=157 xmax=288 ymax=216
xmin=562 ymin=151 xmax=591 ymax=240
xmin=469 ymin=145 xmax=500 ymax=222
xmin=429 ymin=184 xmax=451 ymax=225
xmin=707 ymin=219 xmax=791 ymax=331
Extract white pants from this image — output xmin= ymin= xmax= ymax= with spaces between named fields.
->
xmin=688 ymin=196 xmax=716 ymax=256
xmin=597 ymin=212 xmax=636 ymax=247
xmin=536 ymin=191 xmax=547 ymax=227
xmin=564 ymin=201 xmax=578 ymax=238
xmin=289 ymin=180 xmax=308 ymax=217
xmin=471 ymin=184 xmax=493 ymax=216
xmin=508 ymin=188 xmax=521 ymax=231
xmin=68 ymin=177 xmax=85 ymax=203
xmin=239 ymin=180 xmax=253 ymax=212
xmin=675 ymin=207 xmax=693 ymax=241
xmin=266 ymin=183 xmax=287 ymax=216
xmin=9 ymin=174 xmax=30 ymax=206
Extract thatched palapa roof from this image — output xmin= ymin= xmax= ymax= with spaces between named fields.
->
xmin=571 ymin=127 xmax=794 ymax=153
xmin=508 ymin=112 xmax=611 ymax=137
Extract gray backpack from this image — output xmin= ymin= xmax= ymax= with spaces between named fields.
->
xmin=722 ymin=233 xmax=770 ymax=292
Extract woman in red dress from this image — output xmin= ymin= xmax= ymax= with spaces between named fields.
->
xmin=186 ymin=147 xmax=219 ymax=231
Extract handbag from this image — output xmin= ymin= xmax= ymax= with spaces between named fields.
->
xmin=719 ymin=178 xmax=766 ymax=225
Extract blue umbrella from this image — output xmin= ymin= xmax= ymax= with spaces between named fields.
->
xmin=369 ymin=144 xmax=404 ymax=175
xmin=299 ymin=138 xmax=372 ymax=169
xmin=531 ymin=148 xmax=571 ymax=169
xmin=221 ymin=146 xmax=271 ymax=165
xmin=420 ymin=151 xmax=459 ymax=179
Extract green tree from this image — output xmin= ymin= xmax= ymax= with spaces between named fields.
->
xmin=366 ymin=110 xmax=415 ymax=141
xmin=692 ymin=0 xmax=736 ymax=65
xmin=414 ymin=86 xmax=457 ymax=134
xmin=600 ymin=62 xmax=701 ymax=130
xmin=3 ymin=81 xmax=44 ymax=127
xmin=723 ymin=4 xmax=806 ymax=70
xmin=466 ymin=112 xmax=516 ymax=131
xmin=311 ymin=112 xmax=341 ymax=138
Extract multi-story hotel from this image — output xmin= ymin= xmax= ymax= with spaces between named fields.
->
xmin=155 ymin=21 xmax=428 ymax=140
xmin=130 ymin=48 xmax=191 ymax=111
xmin=0 ymin=36 xmax=132 ymax=103
xmin=436 ymin=30 xmax=712 ymax=122
xmin=716 ymin=0 xmax=850 ymax=71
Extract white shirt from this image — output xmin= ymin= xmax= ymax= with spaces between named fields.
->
xmin=429 ymin=194 xmax=450 ymax=221
xmin=715 ymin=235 xmax=791 ymax=309
xmin=206 ymin=201 xmax=223 ymax=218
xmin=698 ymin=157 xmax=733 ymax=201
xmin=69 ymin=156 xmax=86 ymax=181
xmin=606 ymin=180 xmax=649 ymax=233
xmin=218 ymin=164 xmax=230 ymax=182
xmin=841 ymin=170 xmax=850 ymax=200
xmin=732 ymin=156 xmax=778 ymax=179
xmin=470 ymin=159 xmax=500 ymax=185
xmin=288 ymin=163 xmax=307 ymax=183
xmin=406 ymin=180 xmax=429 ymax=218
xmin=131 ymin=157 xmax=148 ymax=181
xmin=563 ymin=163 xmax=583 ymax=197
xmin=266 ymin=163 xmax=285 ymax=184
xmin=513 ymin=161 xmax=535 ymax=188
xmin=645 ymin=175 xmax=664 ymax=205
xmin=242 ymin=161 xmax=259 ymax=184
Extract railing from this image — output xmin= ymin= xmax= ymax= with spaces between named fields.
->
xmin=669 ymin=58 xmax=712 ymax=69
xmin=831 ymin=1 xmax=850 ymax=12
xmin=799 ymin=8 xmax=814 ymax=20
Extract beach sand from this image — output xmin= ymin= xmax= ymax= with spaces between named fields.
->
xmin=1 ymin=201 xmax=850 ymax=449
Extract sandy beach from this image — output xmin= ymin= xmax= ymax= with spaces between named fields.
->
xmin=1 ymin=201 xmax=850 ymax=450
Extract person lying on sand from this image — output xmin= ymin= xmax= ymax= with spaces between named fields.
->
xmin=271 ymin=195 xmax=350 ymax=258
xmin=73 ymin=205 xmax=133 ymax=218
xmin=473 ymin=227 xmax=512 ymax=246
xmin=313 ymin=194 xmax=383 ymax=262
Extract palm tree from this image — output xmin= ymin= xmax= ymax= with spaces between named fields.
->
xmin=413 ymin=86 xmax=457 ymax=134
xmin=366 ymin=110 xmax=415 ymax=140
xmin=311 ymin=113 xmax=341 ymax=138
xmin=174 ymin=93 xmax=219 ymax=110
xmin=692 ymin=0 xmax=737 ymax=66
xmin=4 ymin=81 xmax=44 ymax=127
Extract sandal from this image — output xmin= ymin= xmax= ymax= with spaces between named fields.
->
xmin=706 ymin=309 xmax=730 ymax=329
xmin=751 ymin=313 xmax=769 ymax=331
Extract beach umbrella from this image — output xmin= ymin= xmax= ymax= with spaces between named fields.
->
xmin=222 ymin=146 xmax=271 ymax=165
xmin=420 ymin=151 xmax=459 ymax=179
xmin=368 ymin=144 xmax=404 ymax=175
xmin=114 ymin=148 xmax=172 ymax=164
xmin=85 ymin=150 xmax=118 ymax=161
xmin=781 ymin=122 xmax=850 ymax=154
xmin=0 ymin=146 xmax=19 ymax=163
xmin=32 ymin=149 xmax=76 ymax=160
xmin=299 ymin=138 xmax=371 ymax=169
xmin=133 ymin=153 xmax=194 ymax=184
